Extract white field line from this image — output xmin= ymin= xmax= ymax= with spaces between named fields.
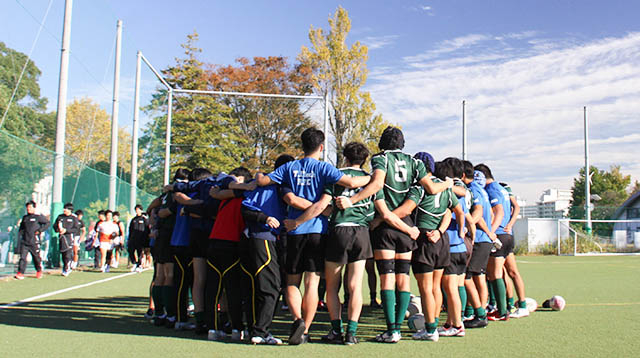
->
xmin=0 ymin=269 xmax=149 ymax=310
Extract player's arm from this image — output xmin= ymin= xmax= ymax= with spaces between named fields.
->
xmin=282 ymin=192 xmax=313 ymax=211
xmin=146 ymin=196 xmax=162 ymax=214
xmin=38 ymin=215 xmax=50 ymax=233
xmin=505 ymin=196 xmax=520 ymax=233
xmin=451 ymin=185 xmax=467 ymax=198
xmin=491 ymin=204 xmax=504 ymax=233
xmin=391 ymin=198 xmax=417 ymax=220
xmin=374 ymin=199 xmax=419 ymax=240
xmin=336 ymin=174 xmax=371 ymax=189
xmin=472 ymin=204 xmax=497 ymax=240
xmin=284 ymin=194 xmax=332 ymax=232
xmin=452 ymin=203 xmax=466 ymax=240
xmin=174 ymin=192 xmax=203 ymax=206
xmin=229 ymin=180 xmax=257 ymax=191
xmin=158 ymin=207 xmax=173 ymax=218
xmin=418 ymin=175 xmax=453 ymax=195
xmin=427 ymin=209 xmax=452 ymax=243
xmin=336 ymin=169 xmax=385 ymax=209
xmin=465 ymin=212 xmax=476 ymax=241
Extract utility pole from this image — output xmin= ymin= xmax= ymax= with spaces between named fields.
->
xmin=462 ymin=100 xmax=467 ymax=160
xmin=130 ymin=51 xmax=141 ymax=214
xmin=323 ymin=93 xmax=329 ymax=162
xmin=108 ymin=20 xmax=123 ymax=211
xmin=584 ymin=106 xmax=592 ymax=234
xmin=164 ymin=90 xmax=173 ymax=185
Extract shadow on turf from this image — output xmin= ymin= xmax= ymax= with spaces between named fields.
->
xmin=0 ymin=295 xmax=390 ymax=343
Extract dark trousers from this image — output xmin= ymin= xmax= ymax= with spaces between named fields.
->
xmin=18 ymin=242 xmax=42 ymax=273
xmin=172 ymin=247 xmax=193 ymax=323
xmin=61 ymin=249 xmax=73 ymax=271
xmin=241 ymin=235 xmax=280 ymax=338
xmin=129 ymin=243 xmax=143 ymax=266
xmin=205 ymin=240 xmax=246 ymax=331
xmin=93 ymin=247 xmax=101 ymax=268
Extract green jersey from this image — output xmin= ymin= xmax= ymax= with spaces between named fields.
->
xmin=325 ymin=168 xmax=382 ymax=227
xmin=454 ymin=178 xmax=473 ymax=210
xmin=371 ymin=150 xmax=427 ymax=211
xmin=406 ymin=178 xmax=459 ymax=230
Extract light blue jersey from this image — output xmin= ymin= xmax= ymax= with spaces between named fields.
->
xmin=470 ymin=181 xmax=493 ymax=243
xmin=485 ymin=181 xmax=511 ymax=235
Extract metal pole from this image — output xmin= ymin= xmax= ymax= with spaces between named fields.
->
xmin=108 ymin=20 xmax=123 ymax=211
xmin=557 ymin=220 xmax=561 ymax=255
xmin=323 ymin=93 xmax=329 ymax=162
xmin=51 ymin=0 xmax=73 ymax=268
xmin=129 ymin=51 xmax=141 ymax=214
xmin=173 ymin=88 xmax=323 ymax=100
xmin=164 ymin=90 xmax=173 ymax=185
xmin=462 ymin=100 xmax=467 ymax=160
xmin=584 ymin=106 xmax=592 ymax=234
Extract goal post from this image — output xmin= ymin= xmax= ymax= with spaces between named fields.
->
xmin=557 ymin=219 xmax=640 ymax=256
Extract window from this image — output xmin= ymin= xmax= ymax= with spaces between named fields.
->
xmin=627 ymin=207 xmax=640 ymax=219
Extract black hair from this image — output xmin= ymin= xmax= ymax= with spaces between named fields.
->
xmin=434 ymin=161 xmax=454 ymax=181
xmin=378 ymin=126 xmax=405 ymax=150
xmin=301 ymin=127 xmax=325 ymax=155
xmin=173 ymin=168 xmax=190 ymax=182
xmin=74 ymin=210 xmax=83 ymax=216
xmin=474 ymin=163 xmax=494 ymax=180
xmin=499 ymin=182 xmax=509 ymax=187
xmin=26 ymin=200 xmax=36 ymax=208
xmin=98 ymin=210 xmax=106 ymax=216
xmin=274 ymin=154 xmax=295 ymax=170
xmin=113 ymin=211 xmax=120 ymax=217
xmin=105 ymin=210 xmax=113 ymax=216
xmin=462 ymin=160 xmax=474 ymax=179
xmin=229 ymin=167 xmax=252 ymax=182
xmin=64 ymin=203 xmax=74 ymax=210
xmin=343 ymin=142 xmax=369 ymax=166
xmin=134 ymin=204 xmax=143 ymax=211
xmin=443 ymin=157 xmax=463 ymax=179
xmin=190 ymin=167 xmax=212 ymax=181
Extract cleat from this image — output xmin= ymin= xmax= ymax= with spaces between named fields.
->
xmin=35 ymin=271 xmax=43 ymax=279
xmin=231 ymin=329 xmax=246 ymax=341
xmin=344 ymin=332 xmax=359 ymax=345
xmin=464 ymin=316 xmax=488 ymax=329
xmin=412 ymin=329 xmax=439 ymax=342
xmin=510 ymin=308 xmax=530 ymax=318
xmin=144 ymin=309 xmax=154 ymax=319
xmin=320 ymin=329 xmax=343 ymax=344
xmin=439 ymin=326 xmax=465 ymax=337
xmin=135 ymin=265 xmax=143 ymax=273
xmin=251 ymin=335 xmax=283 ymax=345
xmin=317 ymin=300 xmax=327 ymax=312
xmin=61 ymin=270 xmax=70 ymax=277
xmin=174 ymin=321 xmax=196 ymax=331
xmin=375 ymin=330 xmax=401 ymax=343
xmin=105 ymin=265 xmax=110 ymax=273
xmin=462 ymin=315 xmax=475 ymax=322
xmin=487 ymin=313 xmax=509 ymax=321
xmin=207 ymin=329 xmax=227 ymax=341
xmin=301 ymin=334 xmax=311 ymax=344
xmin=14 ymin=273 xmax=25 ymax=280
xmin=165 ymin=316 xmax=176 ymax=328
xmin=288 ymin=319 xmax=306 ymax=345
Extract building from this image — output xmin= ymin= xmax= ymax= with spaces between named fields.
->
xmin=520 ymin=188 xmax=572 ymax=219
xmin=611 ymin=192 xmax=640 ymax=250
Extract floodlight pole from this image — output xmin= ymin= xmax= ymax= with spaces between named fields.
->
xmin=584 ymin=106 xmax=592 ymax=234
xmin=130 ymin=51 xmax=141 ymax=214
xmin=164 ymin=89 xmax=173 ymax=185
xmin=51 ymin=0 xmax=73 ymax=268
xmin=108 ymin=20 xmax=123 ymax=211
xmin=323 ymin=93 xmax=329 ymax=162
xmin=462 ymin=100 xmax=467 ymax=160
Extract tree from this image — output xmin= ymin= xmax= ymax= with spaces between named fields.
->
xmin=298 ymin=7 xmax=393 ymax=165
xmin=206 ymin=56 xmax=314 ymax=170
xmin=569 ymin=165 xmax=632 ymax=222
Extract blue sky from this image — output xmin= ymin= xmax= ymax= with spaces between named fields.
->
xmin=2 ymin=0 xmax=640 ymax=202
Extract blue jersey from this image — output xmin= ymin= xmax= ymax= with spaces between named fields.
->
xmin=446 ymin=181 xmax=468 ymax=253
xmin=470 ymin=181 xmax=492 ymax=244
xmin=485 ymin=181 xmax=511 ymax=235
xmin=170 ymin=193 xmax=195 ymax=246
xmin=268 ymin=157 xmax=344 ymax=235
xmin=173 ymin=177 xmax=221 ymax=232
xmin=242 ymin=184 xmax=287 ymax=237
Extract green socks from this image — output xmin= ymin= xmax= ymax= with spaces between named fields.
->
xmin=465 ymin=304 xmax=474 ymax=317
xmin=152 ymin=286 xmax=164 ymax=315
xmin=331 ymin=319 xmax=343 ymax=333
xmin=458 ymin=286 xmax=467 ymax=319
xmin=426 ymin=321 xmax=438 ymax=334
xmin=163 ymin=285 xmax=176 ymax=317
xmin=381 ymin=290 xmax=396 ymax=331
xmin=518 ymin=300 xmax=527 ymax=309
xmin=507 ymin=297 xmax=515 ymax=310
xmin=394 ymin=291 xmax=412 ymax=333
xmin=475 ymin=306 xmax=487 ymax=319
xmin=347 ymin=320 xmax=358 ymax=335
xmin=491 ymin=279 xmax=508 ymax=315
xmin=488 ymin=279 xmax=496 ymax=306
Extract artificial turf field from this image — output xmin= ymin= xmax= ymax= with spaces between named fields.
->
xmin=1 ymin=255 xmax=639 ymax=357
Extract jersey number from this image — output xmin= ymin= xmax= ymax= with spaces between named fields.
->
xmin=394 ymin=160 xmax=407 ymax=183
xmin=434 ymin=192 xmax=442 ymax=208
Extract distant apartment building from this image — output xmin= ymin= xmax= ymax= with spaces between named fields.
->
xmin=520 ymin=188 xmax=572 ymax=219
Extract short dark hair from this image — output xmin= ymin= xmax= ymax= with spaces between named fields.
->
xmin=301 ymin=128 xmax=325 ymax=154
xmin=134 ymin=204 xmax=143 ymax=211
xmin=474 ymin=163 xmax=494 ymax=180
xmin=113 ymin=211 xmax=120 ymax=217
xmin=190 ymin=167 xmax=212 ymax=181
xmin=105 ymin=210 xmax=113 ymax=216
xmin=343 ymin=142 xmax=369 ymax=166
xmin=26 ymin=200 xmax=36 ymax=208
xmin=414 ymin=152 xmax=435 ymax=174
xmin=443 ymin=157 xmax=463 ymax=179
xmin=173 ymin=168 xmax=190 ymax=182
xmin=63 ymin=203 xmax=74 ymax=210
xmin=434 ymin=161 xmax=453 ymax=181
xmin=462 ymin=160 xmax=474 ymax=179
xmin=274 ymin=154 xmax=295 ymax=170
xmin=74 ymin=210 xmax=83 ymax=216
xmin=98 ymin=210 xmax=106 ymax=216
xmin=378 ymin=126 xmax=405 ymax=150
xmin=229 ymin=167 xmax=252 ymax=182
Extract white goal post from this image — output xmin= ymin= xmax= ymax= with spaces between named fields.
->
xmin=129 ymin=51 xmax=328 ymax=212
xmin=557 ymin=219 xmax=640 ymax=256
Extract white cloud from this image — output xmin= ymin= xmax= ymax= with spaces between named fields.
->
xmin=367 ymin=32 xmax=640 ymax=202
xmin=360 ymin=35 xmax=399 ymax=50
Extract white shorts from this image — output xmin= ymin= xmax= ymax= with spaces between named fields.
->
xmin=100 ymin=242 xmax=112 ymax=250
xmin=73 ymin=236 xmax=80 ymax=247
xmin=113 ymin=237 xmax=122 ymax=246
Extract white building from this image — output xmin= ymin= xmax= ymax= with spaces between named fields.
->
xmin=521 ymin=188 xmax=572 ymax=219
xmin=32 ymin=175 xmax=52 ymax=216
xmin=611 ymin=192 xmax=640 ymax=250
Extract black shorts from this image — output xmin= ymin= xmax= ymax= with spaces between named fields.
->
xmin=154 ymin=230 xmax=173 ymax=264
xmin=285 ymin=233 xmax=325 ymax=274
xmin=372 ymin=217 xmax=417 ymax=253
xmin=276 ymin=233 xmax=288 ymax=268
xmin=466 ymin=242 xmax=492 ymax=276
xmin=325 ymin=226 xmax=373 ymax=264
xmin=491 ymin=234 xmax=514 ymax=258
xmin=444 ymin=252 xmax=468 ymax=275
xmin=189 ymin=228 xmax=210 ymax=258
xmin=411 ymin=230 xmax=449 ymax=274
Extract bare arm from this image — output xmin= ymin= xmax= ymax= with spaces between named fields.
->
xmin=505 ymin=196 xmax=520 ymax=233
xmin=452 ymin=203 xmax=466 ymax=240
xmin=472 ymin=204 xmax=497 ymax=240
xmin=491 ymin=204 xmax=504 ymax=233
xmin=255 ymin=173 xmax=274 ymax=187
xmin=284 ymin=194 xmax=332 ymax=232
xmin=391 ymin=199 xmax=417 ymax=220
xmin=427 ymin=209 xmax=452 ymax=243
xmin=146 ymin=196 xmax=162 ymax=214
xmin=210 ymin=187 xmax=236 ymax=200
xmin=283 ymin=192 xmax=313 ymax=211
xmin=157 ymin=209 xmax=173 ymax=218
xmin=451 ymin=185 xmax=467 ymax=198
xmin=336 ymin=174 xmax=371 ymax=189
xmin=374 ymin=199 xmax=419 ymax=240
xmin=418 ymin=175 xmax=453 ymax=195
xmin=174 ymin=192 xmax=203 ymax=206
xmin=229 ymin=181 xmax=257 ymax=191
xmin=336 ymin=169 xmax=385 ymax=208
xmin=465 ymin=212 xmax=476 ymax=241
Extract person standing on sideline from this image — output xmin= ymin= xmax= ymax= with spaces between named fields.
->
xmin=54 ymin=203 xmax=80 ymax=276
xmin=15 ymin=201 xmax=49 ymax=279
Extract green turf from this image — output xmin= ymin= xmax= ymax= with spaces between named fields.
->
xmin=1 ymin=256 xmax=639 ymax=357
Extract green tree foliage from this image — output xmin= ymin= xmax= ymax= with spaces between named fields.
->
xmin=0 ymin=42 xmax=55 ymax=149
xmin=569 ymin=165 xmax=632 ymax=221
xmin=298 ymin=7 xmax=393 ymax=165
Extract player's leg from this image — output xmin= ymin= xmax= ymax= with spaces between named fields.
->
xmin=366 ymin=258 xmax=380 ymax=307
xmin=301 ymin=271 xmax=321 ymax=335
xmin=204 ymin=258 xmax=224 ymax=336
xmin=487 ymin=256 xmax=508 ymax=319
xmin=375 ymin=248 xmax=396 ymax=334
xmin=162 ymin=260 xmax=176 ymax=326
xmin=504 ymin=267 xmax=515 ymax=311
xmin=323 ymin=261 xmax=344 ymax=342
xmin=247 ymin=237 xmax=282 ymax=343
xmin=505 ymin=252 xmax=529 ymax=317
xmin=344 ymin=259 xmax=366 ymax=343
xmin=394 ymin=251 xmax=412 ymax=334
xmin=30 ymin=244 xmax=42 ymax=274
xmin=17 ymin=243 xmax=28 ymax=276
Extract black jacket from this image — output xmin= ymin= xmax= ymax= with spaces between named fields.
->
xmin=19 ymin=213 xmax=50 ymax=244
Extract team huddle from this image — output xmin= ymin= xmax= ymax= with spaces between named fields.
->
xmin=143 ymin=126 xmax=530 ymax=345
